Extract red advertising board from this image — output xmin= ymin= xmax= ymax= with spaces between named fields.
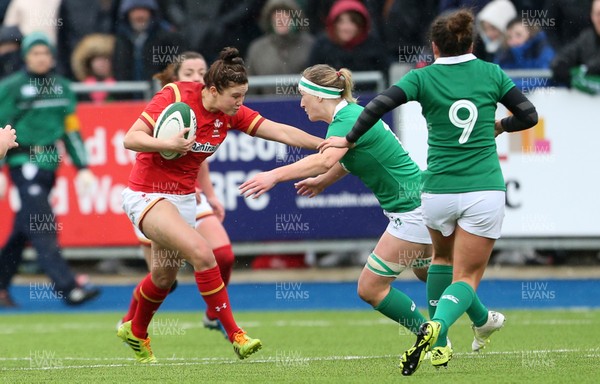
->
xmin=0 ymin=101 xmax=147 ymax=247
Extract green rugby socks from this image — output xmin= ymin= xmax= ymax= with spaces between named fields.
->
xmin=432 ymin=281 xmax=476 ymax=344
xmin=374 ymin=287 xmax=427 ymax=334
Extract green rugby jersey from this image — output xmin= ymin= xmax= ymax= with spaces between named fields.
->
xmin=397 ymin=54 xmax=514 ymax=193
xmin=326 ymin=101 xmax=422 ymax=213
xmin=0 ymin=70 xmax=87 ymax=170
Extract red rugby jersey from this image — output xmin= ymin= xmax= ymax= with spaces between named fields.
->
xmin=128 ymin=82 xmax=265 ymax=194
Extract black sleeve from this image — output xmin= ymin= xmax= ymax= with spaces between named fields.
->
xmin=346 ymin=85 xmax=407 ymax=143
xmin=499 ymin=87 xmax=538 ymax=133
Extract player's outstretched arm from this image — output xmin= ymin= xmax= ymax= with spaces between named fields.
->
xmin=295 ymin=163 xmax=349 ymax=198
xmin=123 ymin=118 xmax=194 ymax=154
xmin=239 ymin=147 xmax=347 ymax=198
xmin=254 ymin=119 xmax=322 ymax=150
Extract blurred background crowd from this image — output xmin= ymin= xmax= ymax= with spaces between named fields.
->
xmin=0 ymin=0 xmax=599 ymax=97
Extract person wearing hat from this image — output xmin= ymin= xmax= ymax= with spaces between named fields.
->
xmin=0 ymin=32 xmax=100 ymax=308
xmin=246 ymin=0 xmax=315 ymax=95
xmin=71 ymin=33 xmax=116 ymax=103
xmin=0 ymin=25 xmax=23 ymax=79
xmin=113 ymin=0 xmax=185 ymax=85
xmin=476 ymin=0 xmax=517 ymax=61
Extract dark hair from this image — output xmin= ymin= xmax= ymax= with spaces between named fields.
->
xmin=153 ymin=51 xmax=206 ymax=87
xmin=430 ymin=9 xmax=474 ymax=57
xmin=506 ymin=16 xmax=540 ymax=36
xmin=203 ymin=47 xmax=247 ymax=93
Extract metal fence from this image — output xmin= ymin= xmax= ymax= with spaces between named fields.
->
xmin=70 ymin=71 xmax=387 ymax=100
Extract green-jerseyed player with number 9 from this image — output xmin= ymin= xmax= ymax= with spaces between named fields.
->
xmin=318 ymin=9 xmax=538 ymax=376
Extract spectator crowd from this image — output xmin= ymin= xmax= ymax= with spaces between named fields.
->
xmin=0 ymin=0 xmax=598 ymax=96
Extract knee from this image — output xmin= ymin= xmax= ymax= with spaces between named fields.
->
xmin=186 ymin=240 xmax=214 ymax=270
xmin=357 ymin=282 xmax=378 ymax=306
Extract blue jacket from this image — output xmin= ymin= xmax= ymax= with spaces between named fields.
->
xmin=495 ymin=31 xmax=555 ymax=70
xmin=495 ymin=31 xmax=555 ymax=91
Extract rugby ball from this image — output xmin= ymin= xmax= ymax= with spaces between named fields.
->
xmin=153 ymin=102 xmax=197 ymax=160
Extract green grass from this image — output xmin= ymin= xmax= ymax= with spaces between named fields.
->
xmin=1 ymin=309 xmax=599 ymax=383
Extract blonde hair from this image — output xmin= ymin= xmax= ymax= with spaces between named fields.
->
xmin=301 ymin=64 xmax=356 ymax=103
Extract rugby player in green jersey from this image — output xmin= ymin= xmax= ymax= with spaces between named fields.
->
xmin=319 ymin=9 xmax=538 ymax=376
xmin=241 ymin=63 xmax=435 ymax=350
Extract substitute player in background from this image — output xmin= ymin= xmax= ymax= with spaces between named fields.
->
xmin=319 ymin=9 xmax=538 ymax=375
xmin=240 ymin=63 xmax=434 ymax=342
xmin=0 ymin=125 xmax=18 ymax=159
xmin=118 ymin=47 xmax=323 ymax=363
xmin=121 ymin=51 xmax=233 ymax=337
xmin=0 ymin=32 xmax=99 ymax=308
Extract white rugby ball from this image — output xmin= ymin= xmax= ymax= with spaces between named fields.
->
xmin=153 ymin=102 xmax=197 ymax=160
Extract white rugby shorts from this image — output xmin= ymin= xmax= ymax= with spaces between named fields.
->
xmin=383 ymin=206 xmax=432 ymax=244
xmin=421 ymin=191 xmax=505 ymax=239
xmin=122 ymin=187 xmax=197 ymax=241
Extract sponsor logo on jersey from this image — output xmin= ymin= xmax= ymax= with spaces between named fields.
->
xmin=192 ymin=142 xmax=220 ymax=153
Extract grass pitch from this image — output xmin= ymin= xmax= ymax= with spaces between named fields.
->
xmin=1 ymin=309 xmax=599 ymax=383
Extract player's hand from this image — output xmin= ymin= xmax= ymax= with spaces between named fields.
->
xmin=317 ymin=136 xmax=353 ymax=153
xmin=0 ymin=124 xmax=18 ymax=159
xmin=494 ymin=120 xmax=505 ymax=138
xmin=75 ymin=168 xmax=96 ymax=194
xmin=294 ymin=177 xmax=325 ymax=198
xmin=239 ymin=172 xmax=277 ymax=199
xmin=165 ymin=128 xmax=195 ymax=155
xmin=207 ymin=195 xmax=225 ymax=222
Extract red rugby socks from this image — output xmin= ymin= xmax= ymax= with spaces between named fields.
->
xmin=122 ymin=280 xmax=143 ymax=323
xmin=195 ymin=266 xmax=241 ymax=342
xmin=131 ymin=274 xmax=170 ymax=339
xmin=212 ymin=244 xmax=235 ymax=286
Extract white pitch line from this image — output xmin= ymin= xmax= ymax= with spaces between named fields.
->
xmin=1 ymin=317 xmax=593 ymax=335
xmin=1 ymin=348 xmax=598 ymax=372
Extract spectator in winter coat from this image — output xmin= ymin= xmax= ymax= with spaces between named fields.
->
xmin=551 ymin=0 xmax=600 ymax=92
xmin=308 ymin=0 xmax=389 ymax=90
xmin=112 ymin=0 xmax=184 ymax=85
xmin=71 ymin=34 xmax=116 ymax=103
xmin=246 ymin=0 xmax=314 ymax=95
xmin=494 ymin=18 xmax=555 ymax=90
xmin=476 ymin=0 xmax=517 ymax=62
